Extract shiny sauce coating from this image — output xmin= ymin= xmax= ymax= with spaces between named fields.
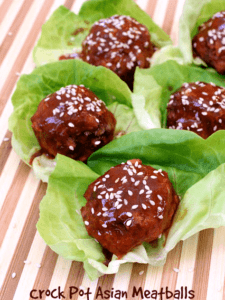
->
xmin=31 ymin=85 xmax=116 ymax=162
xmin=81 ymin=159 xmax=179 ymax=259
xmin=192 ymin=11 xmax=225 ymax=74
xmin=60 ymin=15 xmax=155 ymax=89
xmin=167 ymin=81 xmax=225 ymax=139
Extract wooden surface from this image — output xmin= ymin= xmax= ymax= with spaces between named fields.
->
xmin=0 ymin=0 xmax=225 ymax=299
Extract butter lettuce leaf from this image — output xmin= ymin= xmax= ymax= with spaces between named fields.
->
xmin=37 ymin=129 xmax=225 ymax=280
xmin=178 ymin=0 xmax=225 ymax=65
xmin=133 ymin=60 xmax=225 ymax=129
xmin=33 ymin=0 xmax=172 ymax=67
xmin=8 ymin=59 xmax=142 ymax=182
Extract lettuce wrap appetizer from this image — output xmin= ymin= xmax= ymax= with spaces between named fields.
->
xmin=37 ymin=129 xmax=225 ymax=280
xmin=179 ymin=0 xmax=225 ymax=66
xmin=33 ymin=0 xmax=172 ymax=67
xmin=132 ymin=60 xmax=225 ymax=130
xmin=8 ymin=59 xmax=146 ymax=182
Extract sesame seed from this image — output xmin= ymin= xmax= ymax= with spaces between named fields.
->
xmin=150 ymin=200 xmax=155 ymax=206
xmin=132 ymin=205 xmax=138 ymax=209
xmin=102 ymin=207 xmax=108 ymax=211
xmin=69 ymin=146 xmax=74 ymax=151
xmin=142 ymin=203 xmax=147 ymax=209
xmin=117 ymin=204 xmax=123 ymax=209
xmin=124 ymin=199 xmax=128 ymax=205
xmin=24 ymin=260 xmax=31 ymax=264
xmin=126 ymin=220 xmax=132 ymax=226
xmin=85 ymin=221 xmax=89 ymax=225
xmin=134 ymin=181 xmax=140 ymax=186
xmin=139 ymin=189 xmax=144 ymax=195
xmin=137 ymin=172 xmax=144 ymax=175
xmin=128 ymin=190 xmax=133 ymax=196
xmin=68 ymin=122 xmax=75 ymax=127
xmin=157 ymin=195 xmax=163 ymax=201
xmin=95 ymin=141 xmax=101 ymax=145
xmin=102 ymin=224 xmax=107 ymax=228
xmin=91 ymin=208 xmax=94 ymax=214
xmin=127 ymin=212 xmax=132 ymax=217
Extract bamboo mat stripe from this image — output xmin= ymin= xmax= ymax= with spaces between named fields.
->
xmin=0 ymin=0 xmax=224 ymax=299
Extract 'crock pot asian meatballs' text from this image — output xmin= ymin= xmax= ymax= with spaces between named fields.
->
xmin=60 ymin=15 xmax=156 ymax=89
xmin=31 ymin=84 xmax=116 ymax=162
xmin=81 ymin=159 xmax=179 ymax=259
xmin=167 ymin=81 xmax=225 ymax=139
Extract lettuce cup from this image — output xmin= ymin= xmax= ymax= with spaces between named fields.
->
xmin=37 ymin=129 xmax=225 ymax=280
xmin=32 ymin=0 xmax=172 ymax=89
xmin=8 ymin=59 xmax=148 ymax=182
xmin=33 ymin=0 xmax=171 ymax=67
xmin=133 ymin=60 xmax=225 ymax=135
xmin=179 ymin=0 xmax=225 ymax=68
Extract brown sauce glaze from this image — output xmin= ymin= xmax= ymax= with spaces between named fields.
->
xmin=31 ymin=85 xmax=116 ymax=163
xmin=81 ymin=159 xmax=179 ymax=259
xmin=192 ymin=11 xmax=225 ymax=74
xmin=59 ymin=15 xmax=156 ymax=90
xmin=167 ymin=81 xmax=225 ymax=139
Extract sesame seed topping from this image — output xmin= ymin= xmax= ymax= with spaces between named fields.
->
xmin=126 ymin=219 xmax=132 ymax=226
xmin=85 ymin=221 xmax=89 ymax=226
xmin=68 ymin=122 xmax=75 ymax=127
xmin=132 ymin=205 xmax=138 ymax=209
xmin=142 ymin=203 xmax=147 ymax=209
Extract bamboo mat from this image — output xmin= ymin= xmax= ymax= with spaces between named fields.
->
xmin=0 ymin=0 xmax=225 ymax=299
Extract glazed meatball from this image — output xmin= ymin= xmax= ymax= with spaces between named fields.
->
xmin=60 ymin=15 xmax=155 ymax=89
xmin=192 ymin=11 xmax=225 ymax=74
xmin=31 ymin=85 xmax=116 ymax=162
xmin=81 ymin=159 xmax=179 ymax=259
xmin=167 ymin=81 xmax=225 ymax=139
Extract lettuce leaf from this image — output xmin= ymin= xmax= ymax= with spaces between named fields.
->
xmin=37 ymin=129 xmax=225 ymax=280
xmin=178 ymin=0 xmax=225 ymax=65
xmin=33 ymin=0 xmax=172 ymax=67
xmin=8 ymin=59 xmax=143 ymax=182
xmin=133 ymin=60 xmax=225 ymax=129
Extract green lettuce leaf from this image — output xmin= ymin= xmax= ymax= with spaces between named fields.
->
xmin=8 ymin=59 xmax=142 ymax=182
xmin=37 ymin=129 xmax=225 ymax=280
xmin=178 ymin=0 xmax=225 ymax=65
xmin=33 ymin=0 xmax=172 ymax=66
xmin=133 ymin=60 xmax=225 ymax=129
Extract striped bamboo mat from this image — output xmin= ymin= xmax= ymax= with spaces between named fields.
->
xmin=0 ymin=0 xmax=225 ymax=299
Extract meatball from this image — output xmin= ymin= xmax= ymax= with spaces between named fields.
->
xmin=60 ymin=15 xmax=155 ymax=89
xmin=31 ymin=84 xmax=116 ymax=162
xmin=192 ymin=11 xmax=225 ymax=74
xmin=81 ymin=159 xmax=179 ymax=259
xmin=167 ymin=81 xmax=225 ymax=139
